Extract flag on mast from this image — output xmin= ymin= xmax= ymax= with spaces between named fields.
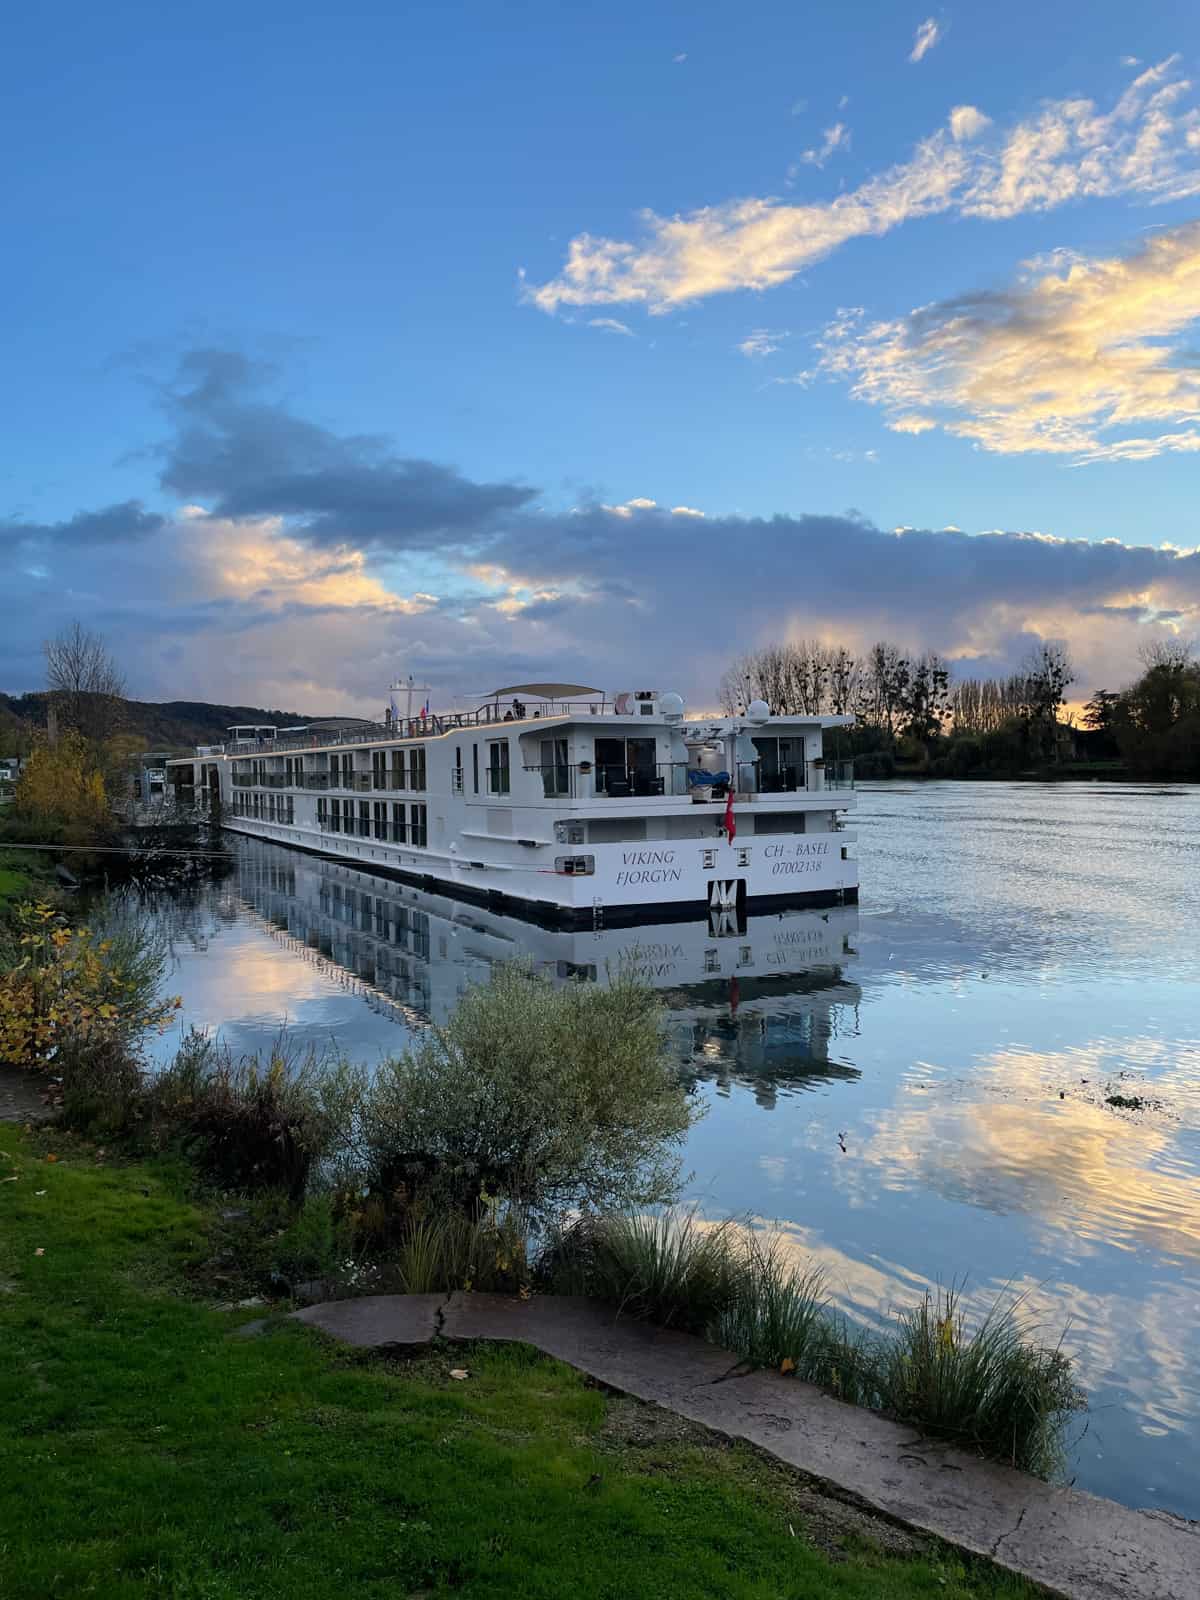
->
xmin=723 ymin=786 xmax=736 ymax=843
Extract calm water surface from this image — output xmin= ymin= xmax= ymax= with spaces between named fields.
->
xmin=130 ymin=782 xmax=1200 ymax=1517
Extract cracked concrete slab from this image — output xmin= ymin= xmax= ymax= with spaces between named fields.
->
xmin=287 ymin=1292 xmax=1200 ymax=1600
xmin=290 ymin=1292 xmax=444 ymax=1349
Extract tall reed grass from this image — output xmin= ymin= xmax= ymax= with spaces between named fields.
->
xmin=552 ymin=1210 xmax=1082 ymax=1477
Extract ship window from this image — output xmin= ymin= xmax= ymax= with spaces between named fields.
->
xmin=751 ymin=737 xmax=803 ymax=792
xmin=472 ymin=743 xmax=479 ymax=794
xmin=409 ymin=747 xmax=427 ymax=791
xmin=391 ymin=749 xmax=405 ymax=789
xmin=392 ymin=802 xmax=407 ymax=843
xmin=487 ymin=740 xmax=510 ymax=795
xmin=539 ymin=737 xmax=570 ymax=797
xmin=587 ymin=818 xmax=646 ymax=844
xmin=753 ymin=813 xmax=807 ymax=834
xmin=410 ymin=803 xmax=428 ymax=847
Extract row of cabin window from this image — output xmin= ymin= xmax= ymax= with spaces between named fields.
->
xmin=317 ymin=797 xmax=428 ymax=847
xmin=232 ymin=793 xmax=294 ymax=823
xmin=232 ymin=751 xmax=429 ymax=790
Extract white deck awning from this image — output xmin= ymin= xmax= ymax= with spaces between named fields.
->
xmin=485 ymin=682 xmax=604 ymax=699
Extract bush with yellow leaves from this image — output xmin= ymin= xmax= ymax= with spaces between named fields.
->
xmin=0 ymin=901 xmax=180 ymax=1074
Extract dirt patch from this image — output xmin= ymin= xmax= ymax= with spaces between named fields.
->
xmin=0 ymin=1066 xmax=56 ymax=1124
xmin=594 ymin=1395 xmax=928 ymax=1562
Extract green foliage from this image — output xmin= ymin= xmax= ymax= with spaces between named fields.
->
xmin=0 ymin=900 xmax=178 ymax=1074
xmin=853 ymin=749 xmax=896 ymax=779
xmin=880 ymin=1288 xmax=1082 ymax=1479
xmin=1114 ymin=649 xmax=1200 ymax=778
xmin=387 ymin=1206 xmax=533 ymax=1295
xmin=715 ymin=1235 xmax=834 ymax=1380
xmin=268 ymin=1191 xmax=357 ymax=1290
xmin=0 ymin=1123 xmax=1044 ymax=1600
xmin=558 ymin=1212 xmax=1082 ymax=1478
xmin=150 ymin=1030 xmax=365 ymax=1200
xmin=554 ymin=1208 xmax=745 ymax=1333
xmin=13 ymin=731 xmax=114 ymax=840
xmin=361 ymin=962 xmax=696 ymax=1222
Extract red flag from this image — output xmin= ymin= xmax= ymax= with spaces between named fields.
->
xmin=723 ymin=786 xmax=736 ymax=843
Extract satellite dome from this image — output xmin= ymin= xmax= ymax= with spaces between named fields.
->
xmin=746 ymin=698 xmax=770 ymax=725
xmin=660 ymin=691 xmax=685 ymax=722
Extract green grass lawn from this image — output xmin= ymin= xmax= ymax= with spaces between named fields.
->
xmin=0 ymin=1124 xmax=1044 ymax=1600
xmin=0 ymin=848 xmax=52 ymax=914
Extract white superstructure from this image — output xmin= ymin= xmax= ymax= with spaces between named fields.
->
xmin=166 ymin=683 xmax=858 ymax=927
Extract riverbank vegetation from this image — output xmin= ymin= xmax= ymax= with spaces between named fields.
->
xmin=0 ymin=894 xmax=1082 ymax=1482
xmin=1 ymin=621 xmax=234 ymax=892
xmin=721 ymin=635 xmax=1200 ymax=781
xmin=0 ymin=1122 xmax=1046 ymax=1600
xmin=548 ymin=1210 xmax=1082 ymax=1479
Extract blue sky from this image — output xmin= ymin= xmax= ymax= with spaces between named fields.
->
xmin=3 ymin=2 xmax=1200 ymax=711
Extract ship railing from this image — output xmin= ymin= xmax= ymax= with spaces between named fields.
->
xmin=820 ymin=760 xmax=856 ymax=789
xmin=744 ymin=761 xmax=806 ymax=793
xmin=201 ymin=698 xmax=611 ymax=758
xmin=730 ymin=760 xmax=854 ymax=793
xmin=317 ymin=819 xmax=429 ymax=848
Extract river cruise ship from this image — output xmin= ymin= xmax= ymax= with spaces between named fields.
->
xmin=166 ymin=683 xmax=858 ymax=927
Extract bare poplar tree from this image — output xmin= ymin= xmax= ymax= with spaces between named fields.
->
xmin=43 ymin=621 xmax=126 ymax=745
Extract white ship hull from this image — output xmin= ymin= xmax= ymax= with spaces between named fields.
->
xmin=214 ymin=814 xmax=857 ymax=926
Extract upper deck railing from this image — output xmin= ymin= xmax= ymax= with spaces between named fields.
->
xmin=195 ymin=697 xmax=611 ymax=758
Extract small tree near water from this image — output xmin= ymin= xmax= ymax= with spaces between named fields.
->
xmin=361 ymin=963 xmax=697 ymax=1223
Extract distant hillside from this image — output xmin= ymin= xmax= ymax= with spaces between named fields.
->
xmin=0 ymin=691 xmax=325 ymax=753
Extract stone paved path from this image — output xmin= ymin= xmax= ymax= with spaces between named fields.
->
xmin=289 ymin=1291 xmax=1200 ymax=1600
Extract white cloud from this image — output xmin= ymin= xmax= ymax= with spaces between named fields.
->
xmin=799 ymin=121 xmax=850 ymax=168
xmin=738 ymin=328 xmax=789 ymax=357
xmin=949 ymin=104 xmax=991 ymax=142
xmin=528 ymin=59 xmax=1200 ymax=314
xmin=673 ymin=52 xmax=687 ymax=63
xmin=820 ymin=221 xmax=1200 ymax=462
xmin=670 ymin=505 xmax=705 ymax=517
xmin=838 ymin=94 xmax=850 ymax=110
xmin=909 ymin=18 xmax=942 ymax=63
xmin=1122 ymin=55 xmax=1142 ymax=68
xmin=587 ymin=316 xmax=635 ymax=336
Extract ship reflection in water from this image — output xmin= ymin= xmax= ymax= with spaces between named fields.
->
xmin=144 ymin=835 xmax=861 ymax=1108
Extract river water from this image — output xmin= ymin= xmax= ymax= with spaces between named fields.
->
xmin=127 ymin=782 xmax=1200 ymax=1517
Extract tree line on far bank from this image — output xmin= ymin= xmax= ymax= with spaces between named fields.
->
xmin=718 ymin=636 xmax=1200 ymax=780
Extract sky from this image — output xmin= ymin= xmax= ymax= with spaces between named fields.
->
xmin=3 ymin=0 xmax=1200 ymax=716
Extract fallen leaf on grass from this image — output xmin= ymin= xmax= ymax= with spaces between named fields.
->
xmin=34 ymin=1248 xmax=45 ymax=1257
xmin=780 ymin=1358 xmax=796 ymax=1375
xmin=34 ymin=1190 xmax=46 ymax=1197
xmin=449 ymin=1369 xmax=470 ymax=1381
xmin=45 ymin=1155 xmax=58 ymax=1164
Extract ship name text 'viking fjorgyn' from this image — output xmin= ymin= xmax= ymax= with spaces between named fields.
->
xmin=166 ymin=683 xmax=858 ymax=928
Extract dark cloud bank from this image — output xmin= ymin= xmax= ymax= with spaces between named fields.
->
xmin=3 ymin=348 xmax=1198 ymax=706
